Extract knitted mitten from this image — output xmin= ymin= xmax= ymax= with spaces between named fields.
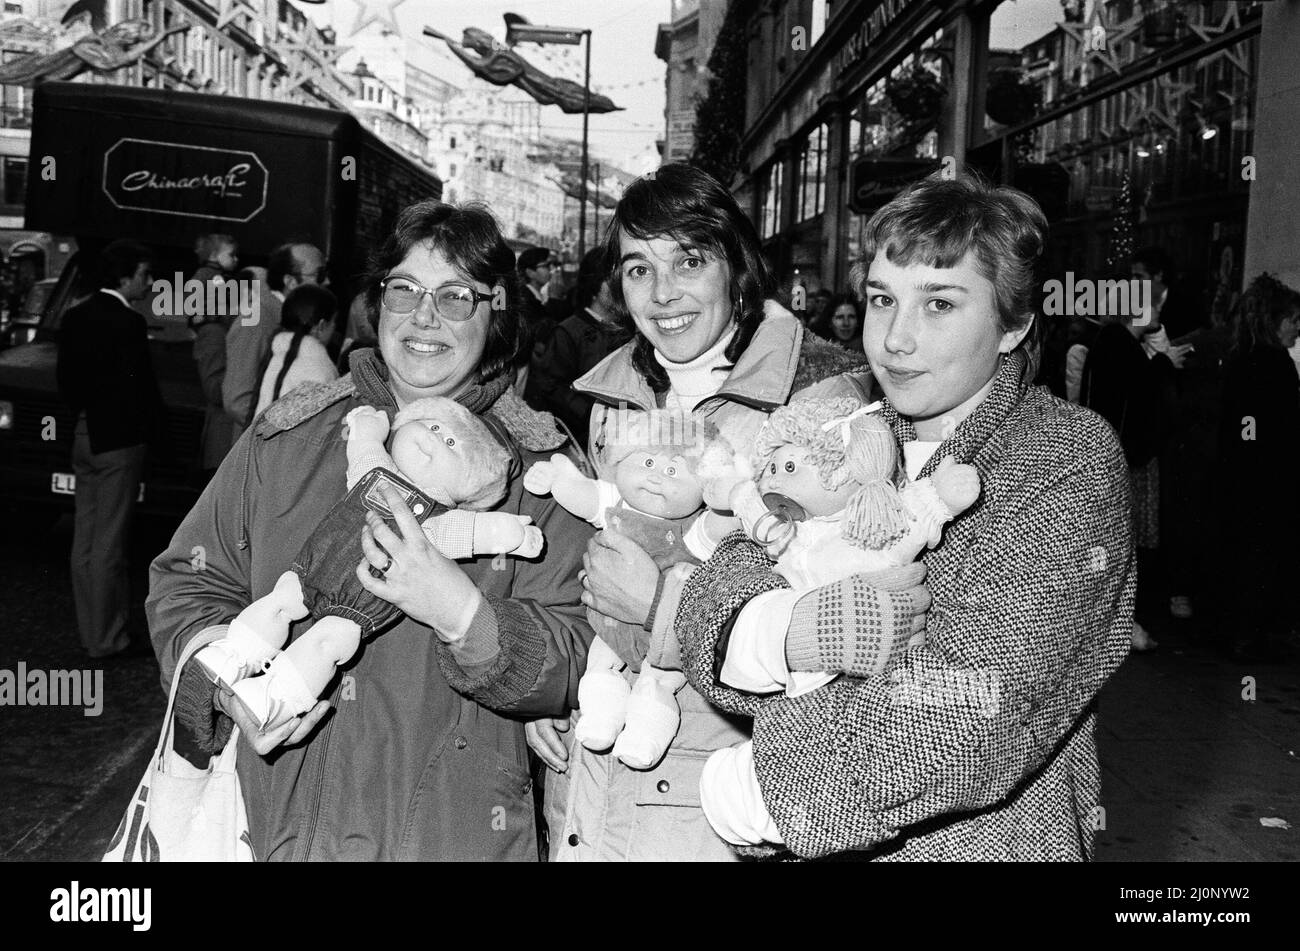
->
xmin=612 ymin=665 xmax=686 ymax=770
xmin=783 ymin=563 xmax=929 ymax=677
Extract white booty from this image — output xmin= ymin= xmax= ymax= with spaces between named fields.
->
xmin=195 ymin=624 xmax=276 ymax=688
xmin=574 ymin=667 xmax=631 ymax=751
xmin=230 ymin=653 xmax=318 ymax=732
xmin=613 ymin=676 xmax=681 ymax=770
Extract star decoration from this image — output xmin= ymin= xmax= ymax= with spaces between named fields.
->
xmin=1188 ymin=3 xmax=1250 ymax=78
xmin=348 ymin=0 xmax=408 ymax=40
xmin=1147 ymin=75 xmax=1193 ymax=133
xmin=1059 ymin=6 xmax=1141 ymax=83
xmin=272 ymin=40 xmax=328 ymax=94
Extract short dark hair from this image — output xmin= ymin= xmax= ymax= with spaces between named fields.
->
xmin=280 ymin=284 xmax=337 ymax=335
xmin=97 ymin=240 xmax=152 ymax=289
xmin=364 ymin=201 xmax=525 ymax=385
xmin=267 ymin=244 xmax=296 ymax=292
xmin=1132 ymin=246 xmax=1175 ymax=282
xmin=602 ymin=162 xmax=774 ymax=392
xmin=573 ymin=246 xmax=610 ymax=314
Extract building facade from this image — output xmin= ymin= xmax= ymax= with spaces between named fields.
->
xmin=655 ymin=0 xmax=729 ymax=163
xmin=732 ymin=0 xmax=1275 ymax=318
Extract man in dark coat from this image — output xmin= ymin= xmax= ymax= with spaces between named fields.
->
xmin=56 ymin=239 xmax=163 ymax=658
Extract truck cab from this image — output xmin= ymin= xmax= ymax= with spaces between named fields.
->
xmin=0 ymin=82 xmax=440 ymax=518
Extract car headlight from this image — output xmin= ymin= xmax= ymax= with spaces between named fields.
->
xmin=0 ymin=400 xmax=12 ymax=430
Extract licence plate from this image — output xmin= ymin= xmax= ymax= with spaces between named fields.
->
xmin=51 ymin=473 xmax=146 ymax=502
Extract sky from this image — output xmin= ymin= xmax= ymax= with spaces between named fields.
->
xmin=303 ymin=0 xmax=673 ymax=172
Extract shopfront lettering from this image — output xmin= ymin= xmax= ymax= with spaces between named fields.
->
xmin=120 ymin=163 xmax=251 ymax=198
xmin=835 ymin=0 xmax=918 ymax=76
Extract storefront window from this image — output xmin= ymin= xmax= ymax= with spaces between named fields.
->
xmin=797 ymin=124 xmax=827 ymax=222
xmin=760 ymin=161 xmax=783 ymax=239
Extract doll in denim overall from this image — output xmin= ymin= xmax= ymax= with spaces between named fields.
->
xmin=195 ymin=397 xmax=542 ymax=731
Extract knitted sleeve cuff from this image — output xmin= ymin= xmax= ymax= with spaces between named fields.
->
xmin=444 ymin=594 xmax=501 ymax=673
xmin=784 ymin=575 xmax=916 ymax=677
xmin=173 ymin=658 xmax=233 ymax=755
xmin=437 ymin=593 xmax=546 ymax=710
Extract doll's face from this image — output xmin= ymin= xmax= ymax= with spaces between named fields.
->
xmin=614 ymin=450 xmax=704 ymax=520
xmin=758 ymin=444 xmax=858 ymax=517
xmin=390 ymin=416 xmax=468 ymax=497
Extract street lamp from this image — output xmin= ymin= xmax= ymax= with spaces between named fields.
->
xmin=504 ymin=14 xmax=594 ymax=259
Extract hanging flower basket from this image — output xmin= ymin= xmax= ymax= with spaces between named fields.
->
xmin=986 ymin=71 xmax=1040 ymax=127
xmin=886 ymin=66 xmax=945 ymax=124
xmin=1139 ymin=1 xmax=1186 ymax=48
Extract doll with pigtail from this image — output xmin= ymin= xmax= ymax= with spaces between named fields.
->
xmin=523 ymin=410 xmax=744 ymax=769
xmin=730 ymin=394 xmax=980 ymax=601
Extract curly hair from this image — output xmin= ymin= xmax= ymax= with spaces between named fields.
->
xmin=753 ymin=397 xmax=864 ymax=491
xmin=364 ymin=201 xmax=527 ymax=385
xmin=1230 ymin=272 xmax=1300 ymax=355
xmin=392 ymin=397 xmax=512 ymax=510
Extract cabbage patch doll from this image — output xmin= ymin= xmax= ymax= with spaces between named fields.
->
xmin=724 ymin=395 xmax=980 ymax=694
xmin=194 ymin=397 xmax=542 ymax=731
xmin=523 ymin=410 xmax=740 ymax=769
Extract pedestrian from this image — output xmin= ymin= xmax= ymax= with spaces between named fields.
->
xmin=524 ymin=247 xmax=631 ymax=447
xmin=517 ymin=245 xmax=557 ymax=351
xmin=223 ymin=242 xmax=326 ymax=441
xmin=251 ymin=284 xmax=339 ymax=419
xmin=804 ymin=287 xmax=834 ymax=338
xmin=147 ymin=201 xmax=595 ymax=861
xmin=668 ymin=175 xmax=1134 ymax=860
xmin=56 ymin=240 xmax=164 ymax=659
xmin=190 ymin=234 xmax=241 ymax=477
xmin=1081 ymin=264 xmax=1191 ymax=651
xmin=1217 ymin=273 xmax=1300 ymax=661
xmin=337 ymin=289 xmax=378 ymax=370
xmin=527 ymin=162 xmax=870 ymax=861
xmin=827 ymin=294 xmax=865 ymax=353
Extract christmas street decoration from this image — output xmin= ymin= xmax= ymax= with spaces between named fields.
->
xmin=424 ymin=26 xmax=621 ymax=114
xmin=349 ymin=0 xmax=408 ymax=40
xmin=0 ymin=18 xmax=188 ymax=85
xmin=1106 ymin=173 xmax=1136 ymax=272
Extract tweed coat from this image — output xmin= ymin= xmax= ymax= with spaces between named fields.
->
xmin=676 ymin=351 xmax=1135 ymax=860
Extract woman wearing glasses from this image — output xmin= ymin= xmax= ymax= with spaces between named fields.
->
xmin=146 ymin=202 xmax=594 ymax=861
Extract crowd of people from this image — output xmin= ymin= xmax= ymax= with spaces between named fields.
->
xmin=1039 ymin=248 xmax=1300 ymax=662
xmin=49 ymin=159 xmax=1296 ymax=862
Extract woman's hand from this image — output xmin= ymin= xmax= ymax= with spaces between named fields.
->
xmin=356 ymin=484 xmax=481 ymax=640
xmin=525 ymin=716 xmax=571 ymax=773
xmin=581 ymin=529 xmax=659 ymax=626
xmin=215 ymin=684 xmax=330 ymax=756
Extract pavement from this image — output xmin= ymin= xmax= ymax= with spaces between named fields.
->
xmin=0 ymin=504 xmax=1295 ymax=861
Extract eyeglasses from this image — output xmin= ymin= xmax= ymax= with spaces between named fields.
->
xmin=379 ymin=278 xmax=494 ymax=321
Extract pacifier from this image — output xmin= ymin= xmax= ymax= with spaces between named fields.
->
xmin=751 ymin=492 xmax=806 ymax=556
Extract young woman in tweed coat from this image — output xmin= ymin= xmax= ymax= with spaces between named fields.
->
xmin=666 ymin=175 xmax=1136 ymax=860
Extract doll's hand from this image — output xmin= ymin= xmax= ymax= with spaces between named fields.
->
xmin=929 ymin=456 xmax=980 ymax=516
xmin=516 ymin=524 xmax=544 ymax=558
xmin=343 ymin=405 xmax=390 ymax=444
xmin=523 ymin=453 xmax=580 ymax=496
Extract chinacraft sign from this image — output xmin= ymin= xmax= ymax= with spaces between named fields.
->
xmin=848 ymin=157 xmax=939 ymax=214
xmin=833 ymin=0 xmax=921 ymax=78
xmin=102 ymin=138 xmax=269 ymax=223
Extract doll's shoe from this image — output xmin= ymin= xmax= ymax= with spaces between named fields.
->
xmin=229 ymin=654 xmax=317 ymax=733
xmin=574 ymin=668 xmax=631 ymax=751
xmin=195 ymin=635 xmax=272 ymax=689
xmin=612 ymin=679 xmax=681 ymax=770
xmin=1130 ymin=620 xmax=1158 ymax=652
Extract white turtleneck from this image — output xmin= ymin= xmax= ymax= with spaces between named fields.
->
xmin=654 ymin=326 xmax=736 ymax=413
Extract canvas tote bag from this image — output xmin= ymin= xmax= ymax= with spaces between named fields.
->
xmin=103 ymin=628 xmax=254 ymax=862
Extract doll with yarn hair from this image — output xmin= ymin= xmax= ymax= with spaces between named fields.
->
xmin=524 ymin=410 xmax=742 ymax=769
xmin=195 ymin=397 xmax=544 ymax=732
xmin=733 ymin=395 xmax=980 ymax=589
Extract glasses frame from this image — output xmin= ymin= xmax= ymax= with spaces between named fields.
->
xmin=379 ymin=277 xmax=494 ymax=321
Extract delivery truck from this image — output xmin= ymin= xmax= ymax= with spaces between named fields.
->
xmin=0 ymin=82 xmax=442 ymax=518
